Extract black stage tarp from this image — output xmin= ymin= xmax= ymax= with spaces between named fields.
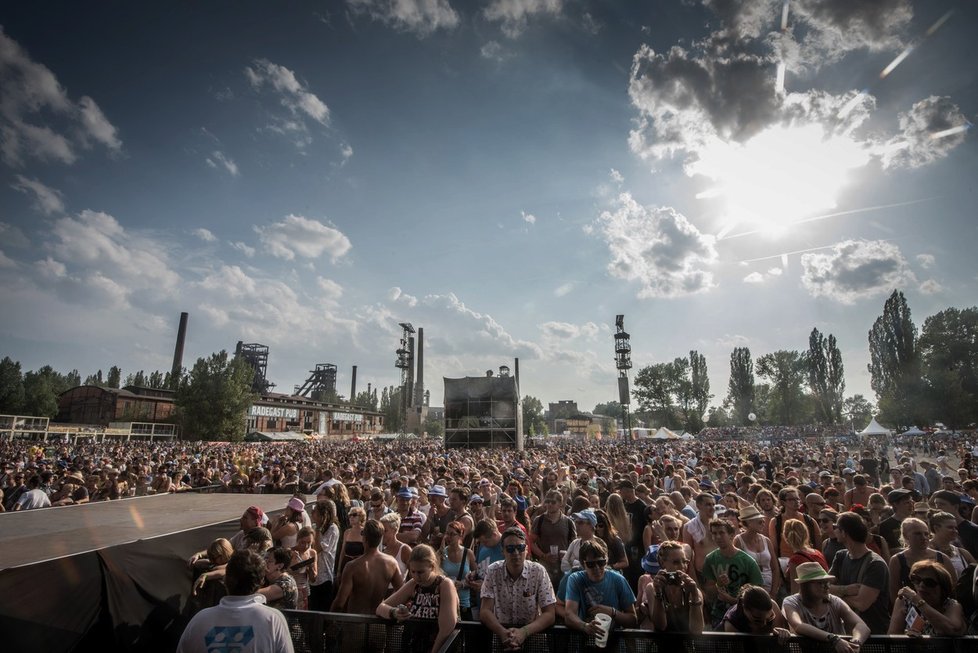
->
xmin=0 ymin=494 xmax=287 ymax=652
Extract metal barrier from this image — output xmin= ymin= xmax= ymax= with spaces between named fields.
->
xmin=280 ymin=611 xmax=977 ymax=653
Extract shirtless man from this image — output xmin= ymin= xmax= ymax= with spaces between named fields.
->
xmin=843 ymin=474 xmax=877 ymax=509
xmin=331 ymin=519 xmax=403 ymax=614
xmin=681 ymin=493 xmax=717 ymax=579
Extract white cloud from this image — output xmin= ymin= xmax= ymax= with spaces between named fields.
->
xmin=484 ymin=0 xmax=563 ymax=38
xmin=609 ymin=168 xmax=624 ymax=185
xmin=800 ymin=239 xmax=916 ymax=304
xmin=539 ymin=321 xmax=600 ymax=340
xmin=521 ymin=210 xmax=536 ymax=225
xmin=0 ymin=222 xmax=30 ymax=248
xmin=743 ymin=272 xmax=765 ymax=283
xmin=596 ymin=192 xmax=717 ymax=299
xmin=554 ymin=282 xmax=573 ymax=297
xmin=193 ymin=228 xmax=217 ymax=242
xmin=230 ymin=241 xmax=256 ymax=257
xmin=346 ymin=0 xmax=460 ymax=37
xmin=43 ymin=210 xmax=180 ymax=307
xmin=790 ymin=0 xmax=913 ymax=64
xmin=418 ymin=292 xmax=543 ymax=360
xmin=388 ymin=286 xmax=418 ymax=307
xmin=11 ymin=175 xmax=64 ymax=215
xmin=245 ymin=59 xmax=329 ymax=148
xmin=317 ymin=277 xmax=343 ymax=301
xmin=0 ymin=28 xmax=121 ymax=167
xmin=879 ymin=96 xmax=970 ymax=169
xmin=767 ymin=267 xmax=783 ymax=276
xmin=339 ymin=143 xmax=353 ymax=165
xmin=196 ymin=265 xmax=257 ymax=298
xmin=916 ymin=253 xmax=935 ymax=269
xmin=919 ymin=279 xmax=942 ymax=295
xmin=257 ymin=214 xmax=352 ymax=262
xmin=480 ymin=40 xmax=508 ymax=62
xmin=206 ymin=150 xmax=239 ymax=176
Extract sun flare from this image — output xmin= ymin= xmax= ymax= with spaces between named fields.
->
xmin=688 ymin=124 xmax=871 ymax=238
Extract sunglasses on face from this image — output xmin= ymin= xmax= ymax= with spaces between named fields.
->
xmin=584 ymin=559 xmax=607 ymax=569
xmin=504 ymin=544 xmax=527 ymax=554
xmin=910 ymin=575 xmax=940 ymax=589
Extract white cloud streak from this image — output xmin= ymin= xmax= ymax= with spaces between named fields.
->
xmin=257 ymin=214 xmax=352 ymax=262
xmin=11 ymin=175 xmax=64 ymax=215
xmin=346 ymin=0 xmax=460 ymax=36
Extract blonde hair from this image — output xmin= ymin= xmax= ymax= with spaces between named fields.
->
xmin=604 ymin=493 xmax=632 ymax=542
xmin=784 ymin=518 xmax=812 ymax=552
xmin=207 ymin=538 xmax=234 ymax=565
xmin=379 ymin=511 xmax=401 ymax=529
xmin=349 ymin=506 xmax=367 ymax=523
xmin=899 ymin=517 xmax=929 ymax=548
xmin=409 ymin=544 xmax=442 ymax=574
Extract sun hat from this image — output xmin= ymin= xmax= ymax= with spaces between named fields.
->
xmin=287 ymin=497 xmax=305 ymax=512
xmin=739 ymin=505 xmax=764 ymax=522
xmin=796 ymin=561 xmax=835 ymax=584
xmin=428 ymin=484 xmax=448 ymax=498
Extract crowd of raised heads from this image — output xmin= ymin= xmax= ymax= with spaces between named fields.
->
xmin=149 ymin=431 xmax=978 ymax=652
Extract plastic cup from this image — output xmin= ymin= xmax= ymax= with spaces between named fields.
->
xmin=594 ymin=613 xmax=612 ymax=648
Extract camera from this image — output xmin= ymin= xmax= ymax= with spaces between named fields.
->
xmin=665 ymin=571 xmax=681 ymax=585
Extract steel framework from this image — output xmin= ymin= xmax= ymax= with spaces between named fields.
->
xmin=614 ymin=315 xmax=633 ymax=439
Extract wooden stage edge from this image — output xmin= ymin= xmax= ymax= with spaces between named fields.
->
xmin=0 ymin=493 xmax=288 ymax=570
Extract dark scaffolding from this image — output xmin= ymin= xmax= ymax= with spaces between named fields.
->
xmin=443 ymin=371 xmax=522 ymax=449
xmin=614 ymin=315 xmax=633 ymax=439
xmin=234 ymin=342 xmax=275 ymax=393
xmin=293 ymin=363 xmax=338 ymax=402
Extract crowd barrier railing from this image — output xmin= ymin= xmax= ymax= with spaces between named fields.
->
xmin=279 ymin=610 xmax=978 ymax=653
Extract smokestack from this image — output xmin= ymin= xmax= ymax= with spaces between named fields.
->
xmin=170 ymin=312 xmax=189 ymax=389
xmin=406 ymin=336 xmax=415 ymax=414
xmin=351 ymin=365 xmax=357 ymax=401
xmin=414 ymin=327 xmax=424 ymax=408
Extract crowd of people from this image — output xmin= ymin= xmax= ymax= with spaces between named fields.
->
xmin=4 ymin=432 xmax=978 ymax=652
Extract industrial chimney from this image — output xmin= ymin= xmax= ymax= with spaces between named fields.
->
xmin=170 ymin=312 xmax=188 ymax=389
xmin=414 ymin=327 xmax=424 ymax=408
xmin=350 ymin=365 xmax=357 ymax=401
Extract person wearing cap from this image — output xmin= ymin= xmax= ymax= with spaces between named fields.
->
xmin=420 ymin=484 xmax=454 ymax=549
xmin=783 ymin=562 xmax=869 ymax=651
xmin=876 ymin=488 xmax=914 ymax=551
xmin=828 ymin=512 xmax=890 ymax=634
xmin=395 ymin=486 xmax=427 ymax=545
xmin=468 ymin=492 xmax=487 ymax=524
xmin=271 ymin=497 xmax=307 ymax=549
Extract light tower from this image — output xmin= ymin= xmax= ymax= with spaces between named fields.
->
xmin=395 ymin=322 xmax=415 ymax=432
xmin=614 ymin=315 xmax=633 ymax=440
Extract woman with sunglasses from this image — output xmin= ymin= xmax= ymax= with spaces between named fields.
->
xmin=593 ymin=508 xmax=629 ymax=572
xmin=888 ymin=517 xmax=957 ymax=605
xmin=377 ymin=544 xmax=459 ymax=653
xmin=888 ymin=559 xmax=966 ymax=636
xmin=784 ymin=562 xmax=869 ymax=653
xmin=439 ymin=520 xmax=477 ymax=620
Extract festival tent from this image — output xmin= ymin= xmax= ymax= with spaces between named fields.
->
xmin=244 ymin=430 xmax=308 ymax=442
xmin=858 ymin=418 xmax=891 ymax=436
xmin=651 ymin=427 xmax=680 ymax=440
xmin=901 ymin=426 xmax=926 ymax=436
xmin=680 ymin=433 xmax=696 ymax=440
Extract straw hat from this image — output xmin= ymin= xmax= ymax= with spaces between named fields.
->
xmin=739 ymin=505 xmax=764 ymax=522
xmin=796 ymin=561 xmax=835 ymax=584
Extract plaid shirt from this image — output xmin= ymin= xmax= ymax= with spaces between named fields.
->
xmin=481 ymin=559 xmax=556 ymax=625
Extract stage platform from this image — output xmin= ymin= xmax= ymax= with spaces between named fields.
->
xmin=0 ymin=493 xmax=288 ymax=570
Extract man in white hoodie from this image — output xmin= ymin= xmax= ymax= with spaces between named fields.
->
xmin=177 ymin=550 xmax=294 ymax=653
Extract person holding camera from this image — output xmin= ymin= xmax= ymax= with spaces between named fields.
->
xmin=642 ymin=540 xmax=704 ymax=633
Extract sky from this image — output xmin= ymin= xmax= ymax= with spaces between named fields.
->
xmin=0 ymin=0 xmax=975 ymax=416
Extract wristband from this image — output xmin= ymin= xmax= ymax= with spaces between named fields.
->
xmin=827 ymin=634 xmax=840 ymax=644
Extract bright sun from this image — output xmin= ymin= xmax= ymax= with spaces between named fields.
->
xmin=688 ymin=123 xmax=871 ymax=238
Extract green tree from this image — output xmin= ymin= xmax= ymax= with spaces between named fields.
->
xmin=84 ymin=370 xmax=104 ymax=386
xmin=65 ymin=369 xmax=81 ymax=388
xmin=633 ymin=361 xmax=682 ymax=428
xmin=380 ymin=385 xmax=403 ymax=432
xmin=726 ymin=347 xmax=755 ymax=425
xmin=423 ymin=414 xmax=444 ymax=438
xmin=107 ymin=365 xmax=122 ymax=389
xmin=689 ymin=350 xmax=712 ymax=431
xmin=592 ymin=401 xmax=623 ymax=420
xmin=808 ymin=329 xmax=846 ymax=423
xmin=148 ymin=370 xmax=166 ymax=389
xmin=23 ymin=365 xmax=74 ymax=417
xmin=522 ymin=395 xmax=547 ymax=435
xmin=175 ymin=351 xmax=256 ymax=440
xmin=919 ymin=307 xmax=978 ymax=428
xmin=0 ymin=357 xmax=25 ymax=414
xmin=868 ymin=290 xmax=924 ymax=426
xmin=843 ymin=394 xmax=875 ymax=431
xmin=706 ymin=405 xmax=731 ymax=427
xmin=353 ymin=389 xmax=379 ymax=410
xmin=756 ymin=350 xmax=808 ymax=425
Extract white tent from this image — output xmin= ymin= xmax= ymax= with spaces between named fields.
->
xmin=859 ymin=417 xmax=891 ymax=436
xmin=651 ymin=427 xmax=680 ymax=440
xmin=680 ymin=433 xmax=695 ymax=440
xmin=901 ymin=426 xmax=926 ymax=436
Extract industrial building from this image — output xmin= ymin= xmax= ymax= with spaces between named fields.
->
xmin=443 ymin=362 xmax=522 ymax=450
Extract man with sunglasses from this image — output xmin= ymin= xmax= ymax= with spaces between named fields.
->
xmin=480 ymin=527 xmax=556 ymax=651
xmin=564 ymin=538 xmax=638 ymax=640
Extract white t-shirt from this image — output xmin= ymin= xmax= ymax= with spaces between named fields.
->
xmin=16 ymin=489 xmax=51 ymax=510
xmin=176 ymin=594 xmax=294 ymax=653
